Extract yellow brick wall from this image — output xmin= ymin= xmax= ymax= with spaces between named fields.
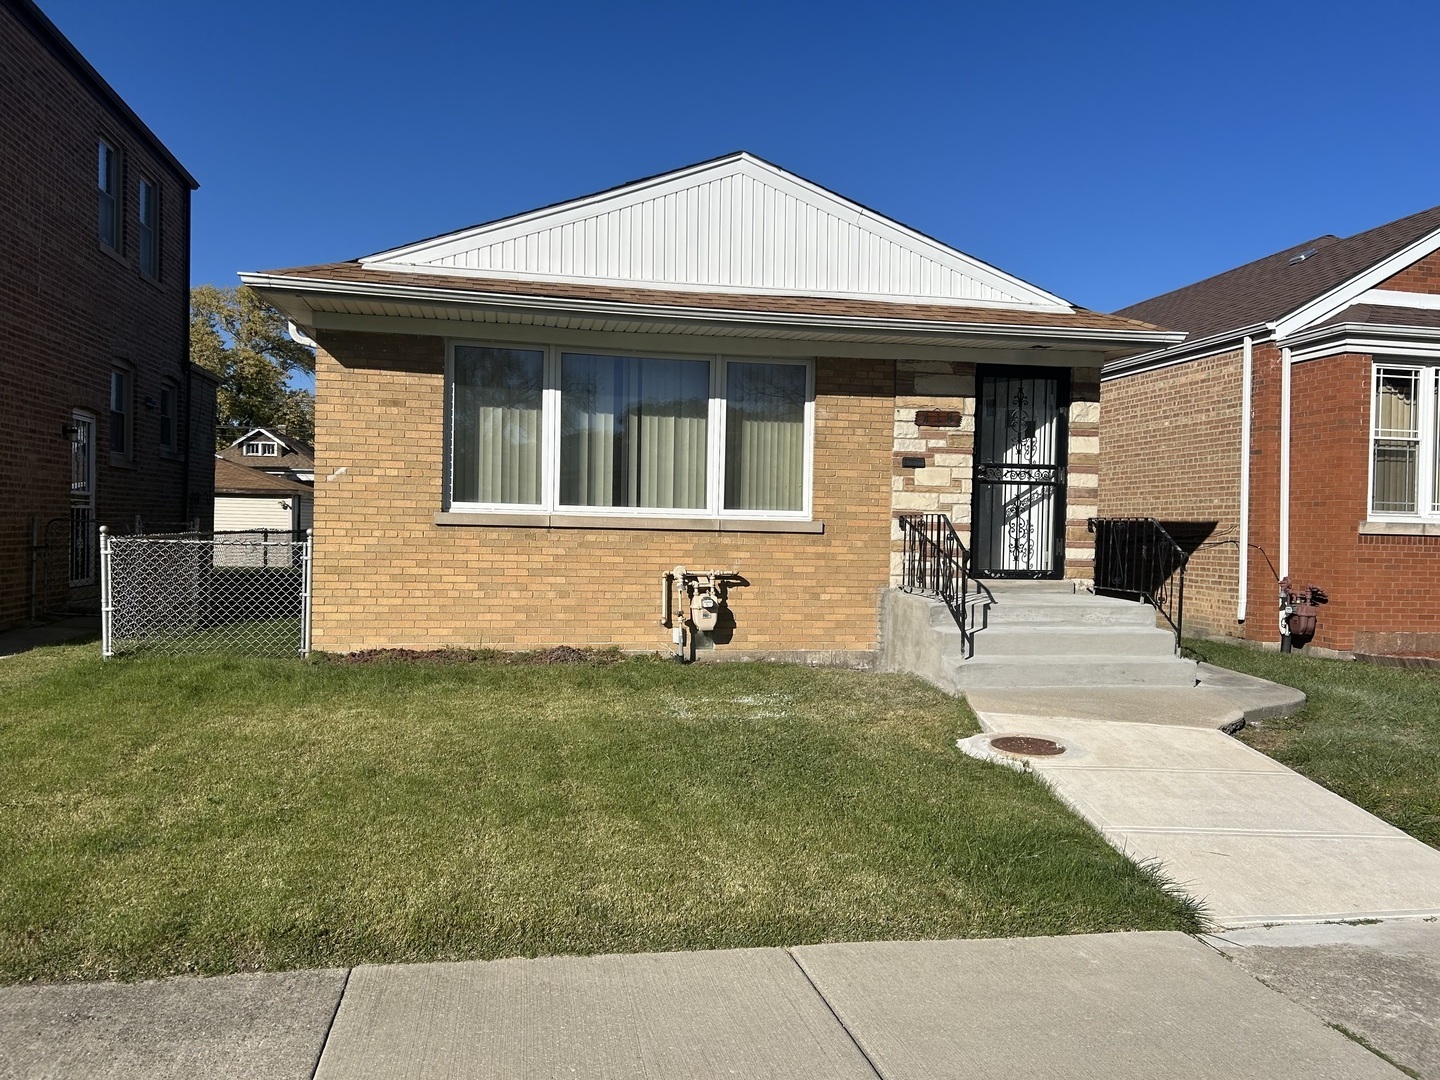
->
xmin=310 ymin=331 xmax=895 ymax=654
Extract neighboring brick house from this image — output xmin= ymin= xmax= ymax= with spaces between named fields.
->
xmin=0 ymin=0 xmax=214 ymax=628
xmin=1102 ymin=205 xmax=1440 ymax=657
xmin=243 ymin=153 xmax=1177 ymax=657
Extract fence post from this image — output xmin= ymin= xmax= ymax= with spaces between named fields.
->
xmin=99 ymin=526 xmax=113 ymax=659
xmin=300 ymin=528 xmax=313 ymax=658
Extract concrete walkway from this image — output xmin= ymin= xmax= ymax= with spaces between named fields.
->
xmin=963 ymin=688 xmax=1440 ymax=928
xmin=0 ymin=614 xmax=97 ymax=658
xmin=0 ymin=933 xmax=1413 ymax=1079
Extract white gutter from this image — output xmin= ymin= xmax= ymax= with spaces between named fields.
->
xmin=1237 ymin=336 xmax=1253 ymax=622
xmin=1278 ymin=346 xmax=1292 ymax=582
xmin=238 ymin=272 xmax=1184 ymax=350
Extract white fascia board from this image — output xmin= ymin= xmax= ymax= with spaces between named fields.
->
xmin=1354 ymin=289 xmax=1440 ymax=310
xmin=1272 ymin=226 xmax=1440 ymax=339
xmin=360 ymin=153 xmax=1075 ymax=311
xmin=1286 ymin=328 xmax=1440 ymax=363
xmin=239 ymin=272 xmax=1180 ymax=349
xmin=1100 ymin=323 xmax=1269 ymax=380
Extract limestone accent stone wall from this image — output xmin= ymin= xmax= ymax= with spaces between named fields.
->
xmin=890 ymin=359 xmax=977 ymax=584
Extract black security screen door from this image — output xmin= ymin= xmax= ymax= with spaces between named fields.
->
xmin=972 ymin=367 xmax=1068 ymax=579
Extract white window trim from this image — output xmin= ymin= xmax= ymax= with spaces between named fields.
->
xmin=138 ymin=176 xmax=160 ymax=280
xmin=444 ymin=338 xmax=815 ymax=522
xmin=1367 ymin=359 xmax=1440 ymax=522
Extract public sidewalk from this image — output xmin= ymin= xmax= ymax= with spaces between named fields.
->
xmin=0 ymin=932 xmax=1417 ymax=1079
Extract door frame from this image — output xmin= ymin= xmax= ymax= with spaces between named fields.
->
xmin=970 ymin=364 xmax=1069 ymax=580
xmin=68 ymin=409 xmax=97 ymax=586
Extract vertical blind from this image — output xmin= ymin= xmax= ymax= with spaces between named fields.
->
xmin=724 ymin=362 xmax=806 ymax=511
xmin=560 ymin=354 xmax=709 ymax=509
xmin=452 ymin=346 xmax=544 ymax=505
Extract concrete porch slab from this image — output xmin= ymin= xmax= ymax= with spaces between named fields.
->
xmin=791 ymin=932 xmax=1402 ymax=1079
xmin=312 ymin=948 xmax=877 ymax=1080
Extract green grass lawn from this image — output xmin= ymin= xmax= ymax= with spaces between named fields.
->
xmin=1188 ymin=639 xmax=1440 ymax=849
xmin=0 ymin=644 xmax=1200 ymax=984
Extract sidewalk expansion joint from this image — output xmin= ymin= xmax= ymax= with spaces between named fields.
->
xmin=309 ymin=966 xmax=351 ymax=1080
xmin=785 ymin=949 xmax=885 ymax=1080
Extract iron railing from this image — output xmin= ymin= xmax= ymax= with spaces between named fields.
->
xmin=899 ymin=512 xmax=971 ymax=639
xmin=1089 ymin=517 xmax=1187 ymax=646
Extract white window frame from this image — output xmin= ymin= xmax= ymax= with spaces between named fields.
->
xmin=109 ymin=368 xmax=132 ymax=463
xmin=158 ymin=380 xmax=178 ymax=451
xmin=97 ymin=139 xmax=119 ymax=251
xmin=444 ymin=339 xmax=815 ymax=521
xmin=138 ymin=176 xmax=160 ymax=279
xmin=243 ymin=440 xmax=280 ymax=457
xmin=1368 ymin=359 xmax=1440 ymax=521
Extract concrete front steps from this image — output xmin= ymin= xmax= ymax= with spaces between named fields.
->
xmin=880 ymin=582 xmax=1198 ymax=691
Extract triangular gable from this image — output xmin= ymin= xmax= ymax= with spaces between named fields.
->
xmin=362 ymin=152 xmax=1072 ymax=310
xmin=229 ymin=427 xmax=293 ymax=452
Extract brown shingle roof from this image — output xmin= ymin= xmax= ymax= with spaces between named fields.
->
xmin=1116 ymin=204 xmax=1440 ymax=339
xmin=215 ymin=459 xmax=312 ymax=496
xmin=256 ymin=261 xmax=1173 ymax=336
xmin=217 ymin=432 xmax=314 ymax=472
xmin=1310 ymin=304 xmax=1440 ymax=332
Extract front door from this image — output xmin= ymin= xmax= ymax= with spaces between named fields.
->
xmin=972 ymin=367 xmax=1068 ymax=578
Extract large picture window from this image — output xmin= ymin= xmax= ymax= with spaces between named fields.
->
xmin=1371 ymin=362 xmax=1440 ymax=519
xmin=448 ymin=343 xmax=813 ymax=519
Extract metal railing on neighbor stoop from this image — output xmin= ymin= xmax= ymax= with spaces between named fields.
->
xmin=1087 ymin=516 xmax=1187 ymax=647
xmin=100 ymin=528 xmax=313 ymax=659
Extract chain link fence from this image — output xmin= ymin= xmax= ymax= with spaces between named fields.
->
xmin=101 ymin=529 xmax=312 ymax=658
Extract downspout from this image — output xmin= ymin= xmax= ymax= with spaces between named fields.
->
xmin=1236 ymin=336 xmax=1253 ymax=622
xmin=1278 ymin=345 xmax=1292 ymax=583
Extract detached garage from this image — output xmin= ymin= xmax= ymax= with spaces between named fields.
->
xmin=214 ymin=458 xmax=312 ymax=536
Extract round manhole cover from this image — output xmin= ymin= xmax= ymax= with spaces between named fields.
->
xmin=990 ymin=736 xmax=1066 ymax=757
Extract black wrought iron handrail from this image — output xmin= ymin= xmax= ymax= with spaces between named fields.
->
xmin=898 ymin=513 xmax=971 ymax=641
xmin=1088 ymin=516 xmax=1187 ymax=646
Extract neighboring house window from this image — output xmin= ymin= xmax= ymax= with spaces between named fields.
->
xmin=447 ymin=342 xmax=813 ymax=517
xmin=98 ymin=140 xmax=119 ymax=250
xmin=110 ymin=369 xmax=132 ymax=457
xmin=138 ymin=177 xmax=159 ymax=278
xmin=159 ymin=382 xmax=177 ymax=451
xmin=243 ymin=440 xmax=280 ymax=456
xmin=1371 ymin=363 xmax=1440 ymax=518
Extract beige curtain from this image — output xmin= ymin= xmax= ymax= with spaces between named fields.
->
xmin=724 ymin=362 xmax=806 ymax=512
xmin=1372 ymin=369 xmax=1419 ymax=514
xmin=561 ymin=354 xmax=708 ymax=509
xmin=452 ymin=347 xmax=542 ymax=505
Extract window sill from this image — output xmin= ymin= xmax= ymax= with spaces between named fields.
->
xmin=435 ymin=511 xmax=824 ymax=534
xmin=108 ymin=452 xmax=136 ymax=470
xmin=98 ymin=240 xmax=126 ymax=267
xmin=1359 ymin=520 xmax=1440 ymax=536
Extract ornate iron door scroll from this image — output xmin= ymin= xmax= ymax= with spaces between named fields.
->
xmin=972 ymin=368 xmax=1068 ymax=578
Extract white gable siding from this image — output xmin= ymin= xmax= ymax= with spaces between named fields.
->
xmin=365 ymin=155 xmax=1071 ymax=310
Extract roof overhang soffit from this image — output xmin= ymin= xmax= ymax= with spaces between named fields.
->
xmin=241 ymin=274 xmax=1181 ymax=359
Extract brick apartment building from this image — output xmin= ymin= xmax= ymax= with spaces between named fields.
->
xmin=1 ymin=0 xmax=215 ymax=628
xmin=242 ymin=153 xmax=1178 ymax=656
xmin=1101 ymin=206 xmax=1440 ymax=658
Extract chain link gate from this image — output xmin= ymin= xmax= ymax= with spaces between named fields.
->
xmin=100 ymin=529 xmax=313 ymax=658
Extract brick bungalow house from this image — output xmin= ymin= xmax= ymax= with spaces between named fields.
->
xmin=243 ymin=153 xmax=1178 ymax=657
xmin=0 ymin=0 xmax=215 ymax=629
xmin=1101 ymin=205 xmax=1440 ymax=657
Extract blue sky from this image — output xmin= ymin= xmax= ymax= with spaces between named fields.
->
xmin=45 ymin=0 xmax=1440 ymax=313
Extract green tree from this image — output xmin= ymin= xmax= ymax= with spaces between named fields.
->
xmin=190 ymin=285 xmax=316 ymax=448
